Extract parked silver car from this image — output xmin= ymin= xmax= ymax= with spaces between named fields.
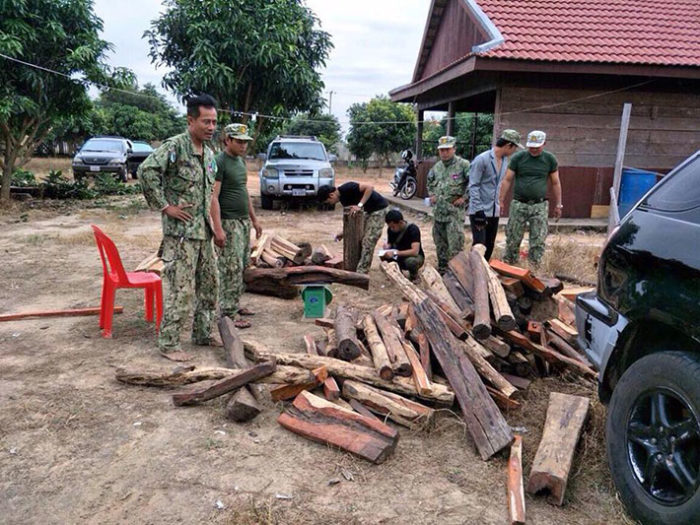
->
xmin=72 ymin=136 xmax=133 ymax=182
xmin=259 ymin=135 xmax=335 ymax=209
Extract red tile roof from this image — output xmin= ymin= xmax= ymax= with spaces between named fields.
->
xmin=477 ymin=0 xmax=700 ymax=66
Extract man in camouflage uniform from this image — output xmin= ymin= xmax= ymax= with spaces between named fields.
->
xmin=427 ymin=135 xmax=470 ymax=274
xmin=139 ymin=94 xmax=219 ymax=361
xmin=210 ymin=123 xmax=262 ymax=327
xmin=498 ymin=130 xmax=562 ymax=267
xmin=318 ymin=182 xmax=388 ymax=273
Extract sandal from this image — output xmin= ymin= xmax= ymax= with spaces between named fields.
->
xmin=234 ymin=319 xmax=252 ymax=329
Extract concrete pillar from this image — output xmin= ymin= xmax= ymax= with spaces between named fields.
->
xmin=446 ymin=101 xmax=456 ymax=136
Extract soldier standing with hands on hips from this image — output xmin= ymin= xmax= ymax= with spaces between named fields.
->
xmin=498 ymin=130 xmax=562 ymax=267
xmin=139 ymin=94 xmax=220 ymax=362
xmin=210 ymin=123 xmax=262 ymax=329
xmin=427 ymin=135 xmax=470 ymax=274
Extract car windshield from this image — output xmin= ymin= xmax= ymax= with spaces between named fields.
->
xmin=643 ymin=154 xmax=700 ymax=212
xmin=132 ymin=143 xmax=153 ymax=153
xmin=82 ymin=139 xmax=124 ymax=153
xmin=269 ymin=142 xmax=326 ymax=161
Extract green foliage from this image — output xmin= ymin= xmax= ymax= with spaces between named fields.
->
xmin=282 ymin=113 xmax=341 ymax=153
xmin=145 ymin=0 xmax=333 ymax=129
xmin=38 ymin=170 xmax=137 ymax=200
xmin=422 ymin=113 xmax=494 ymax=158
xmin=11 ymin=168 xmax=37 ymax=187
xmin=346 ymin=96 xmax=416 ymax=170
xmin=0 ymin=0 xmax=134 ymax=201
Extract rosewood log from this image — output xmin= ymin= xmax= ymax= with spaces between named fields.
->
xmin=473 ymin=244 xmax=516 ymax=332
xmin=362 ymin=314 xmax=394 ymax=380
xmin=278 ymin=390 xmax=398 ymax=464
xmin=468 ymin=249 xmax=493 ymax=340
xmin=335 ymin=305 xmax=361 ymax=361
xmin=526 ymin=392 xmax=590 ymax=505
xmin=508 ymin=435 xmax=526 ymax=524
xmin=244 ymin=266 xmax=369 ymax=291
xmin=372 ymin=309 xmax=412 ymax=377
xmin=342 ymin=208 xmax=364 ymax=272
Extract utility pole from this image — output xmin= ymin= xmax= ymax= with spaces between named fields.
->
xmin=328 ymin=90 xmax=336 ymax=115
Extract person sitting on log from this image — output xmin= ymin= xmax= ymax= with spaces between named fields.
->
xmin=318 ymin=182 xmax=388 ymax=274
xmin=379 ymin=209 xmax=424 ymax=282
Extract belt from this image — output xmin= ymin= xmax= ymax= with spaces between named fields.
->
xmin=514 ymin=198 xmax=547 ymax=205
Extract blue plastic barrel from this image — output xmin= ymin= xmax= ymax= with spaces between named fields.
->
xmin=618 ymin=167 xmax=658 ymax=217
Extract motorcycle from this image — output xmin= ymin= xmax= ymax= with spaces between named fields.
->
xmin=390 ymin=149 xmax=419 ymax=200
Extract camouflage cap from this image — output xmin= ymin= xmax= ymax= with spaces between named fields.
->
xmin=500 ymin=129 xmax=524 ymax=148
xmin=437 ymin=135 xmax=456 ymax=149
xmin=224 ymin=123 xmax=253 ymax=141
xmin=526 ymin=130 xmax=547 ymax=147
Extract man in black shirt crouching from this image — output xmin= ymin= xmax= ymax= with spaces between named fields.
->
xmin=380 ymin=209 xmax=424 ymax=282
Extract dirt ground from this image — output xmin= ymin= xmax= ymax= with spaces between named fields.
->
xmin=0 ymin=165 xmax=630 ymax=524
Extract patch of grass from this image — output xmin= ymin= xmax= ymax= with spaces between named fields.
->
xmin=19 ymin=233 xmax=59 ymax=245
xmin=541 ymin=233 xmax=601 ymax=283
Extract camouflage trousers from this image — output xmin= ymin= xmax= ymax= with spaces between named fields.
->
xmin=504 ymin=200 xmax=549 ymax=265
xmin=217 ymin=218 xmax=251 ymax=318
xmin=159 ymin=234 xmax=218 ymax=351
xmin=357 ymin=208 xmax=387 ymax=274
xmin=397 ymin=254 xmax=425 ymax=280
xmin=433 ymin=213 xmax=465 ymax=273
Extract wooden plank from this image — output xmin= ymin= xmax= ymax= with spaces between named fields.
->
xmin=341 ymin=380 xmax=434 ymax=429
xmin=270 ymin=366 xmax=328 ymax=401
xmin=473 ymin=244 xmax=516 ymax=331
xmin=552 ymin=294 xmax=577 ymax=326
xmin=489 ymin=259 xmax=546 ymax=293
xmin=172 ymin=361 xmax=276 ymax=406
xmin=250 ymin=232 xmax=270 ymax=266
xmin=610 ymin=103 xmax=633 ymax=234
xmin=560 ymin=286 xmax=595 ymax=302
xmin=527 ymin=392 xmax=590 ymax=505
xmin=362 ymin=314 xmax=394 ymax=380
xmin=415 ymin=299 xmax=513 ymax=460
xmin=278 ymin=390 xmax=398 ymax=464
xmin=547 ymin=318 xmax=579 ymax=343
xmin=0 ymin=306 xmax=123 ymax=322
xmin=508 ymin=435 xmax=526 ymax=525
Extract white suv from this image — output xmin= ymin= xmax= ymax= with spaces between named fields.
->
xmin=259 ymin=135 xmax=335 ymax=209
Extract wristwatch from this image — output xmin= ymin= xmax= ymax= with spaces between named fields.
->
xmin=556 ymin=204 xmax=564 ymax=209
xmin=358 ymin=202 xmax=364 ymax=208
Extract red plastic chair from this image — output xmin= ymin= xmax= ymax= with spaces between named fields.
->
xmin=91 ymin=225 xmax=163 ymax=338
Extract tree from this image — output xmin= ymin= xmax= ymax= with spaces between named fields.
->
xmin=422 ymin=113 xmax=494 ymax=158
xmin=346 ymin=96 xmax=416 ymax=171
xmin=0 ymin=0 xmax=132 ymax=202
xmin=94 ymin=83 xmax=184 ymax=141
xmin=145 ymin=0 xmax=333 ymax=148
xmin=283 ymin=113 xmax=341 ymax=153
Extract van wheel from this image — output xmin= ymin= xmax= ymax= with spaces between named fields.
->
xmin=261 ymin=194 xmax=273 ymax=210
xmin=118 ymin=167 xmax=128 ymax=183
xmin=607 ymin=351 xmax=700 ymax=524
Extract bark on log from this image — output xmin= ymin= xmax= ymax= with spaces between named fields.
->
xmin=379 ymin=261 xmax=428 ymax=304
xmin=372 ymin=309 xmax=412 ymax=377
xmin=248 ymin=351 xmax=455 ymax=406
xmin=361 ymin=314 xmax=394 ymax=380
xmin=526 ymin=392 xmax=590 ymax=505
xmin=472 ymin=244 xmax=516 ymax=332
xmin=324 ymin=328 xmax=338 ymax=357
xmin=417 ymin=332 xmax=433 ymax=381
xmin=415 ymin=299 xmax=513 ymax=459
xmin=243 ymin=272 xmax=298 ymax=299
xmin=172 ymin=361 xmax=276 ymax=406
xmin=311 ymin=244 xmax=333 ymax=265
xmin=278 ymin=390 xmax=398 ymax=464
xmin=250 ymin=233 xmax=270 ymax=265
xmin=244 ymin=265 xmax=369 ymax=290
xmin=270 ymin=366 xmax=328 ymax=401
xmin=115 ymin=365 xmax=314 ymax=387
xmin=468 ymin=250 xmax=493 ymax=340
xmin=448 ymin=252 xmax=475 ymax=298
xmin=424 ymin=290 xmax=469 ymax=339
xmin=335 ymin=305 xmax=362 ymax=361
xmin=304 ymin=334 xmax=341 ymax=399
xmin=419 ymin=264 xmax=461 ymax=315
xmin=486 ymin=386 xmax=522 ymax=411
xmin=508 ymin=435 xmax=526 ymax=525
xmin=442 ymin=269 xmax=474 ymax=320
xmin=343 ymin=208 xmax=365 ymax=272
xmin=460 ymin=338 xmax=518 ymax=398
xmin=341 ymin=380 xmax=434 ymax=429
xmin=260 ymin=249 xmax=285 ymax=268
xmin=483 ymin=335 xmax=511 ymax=359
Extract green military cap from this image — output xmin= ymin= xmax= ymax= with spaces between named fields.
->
xmin=437 ymin=135 xmax=456 ymax=149
xmin=500 ymin=129 xmax=524 ymax=148
xmin=224 ymin=123 xmax=253 ymax=141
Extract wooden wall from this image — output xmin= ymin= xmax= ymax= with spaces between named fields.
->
xmin=494 ymin=85 xmax=700 ymax=170
xmin=420 ymin=0 xmax=487 ymax=80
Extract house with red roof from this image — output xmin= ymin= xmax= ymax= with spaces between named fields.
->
xmin=390 ymin=0 xmax=700 ymax=217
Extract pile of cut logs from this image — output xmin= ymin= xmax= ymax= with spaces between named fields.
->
xmin=117 ymin=244 xmax=596 ymax=517
xmin=243 ymin=232 xmax=367 ymax=299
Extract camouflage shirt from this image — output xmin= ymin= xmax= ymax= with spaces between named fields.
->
xmin=139 ymin=132 xmax=218 ymax=240
xmin=427 ymin=155 xmax=470 ymax=221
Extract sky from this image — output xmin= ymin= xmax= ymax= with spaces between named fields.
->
xmin=91 ymin=0 xmax=433 ymax=129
